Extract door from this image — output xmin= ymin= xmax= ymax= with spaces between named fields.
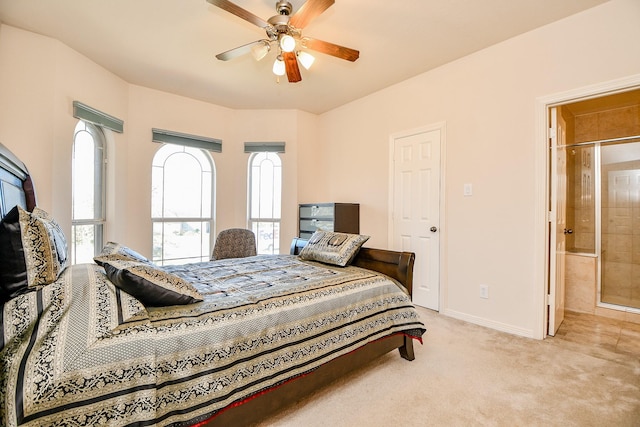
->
xmin=391 ymin=127 xmax=441 ymax=310
xmin=548 ymin=107 xmax=566 ymax=335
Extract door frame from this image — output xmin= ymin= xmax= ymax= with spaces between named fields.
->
xmin=534 ymin=74 xmax=640 ymax=339
xmin=388 ymin=122 xmax=447 ymax=311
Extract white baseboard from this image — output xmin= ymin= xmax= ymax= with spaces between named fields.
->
xmin=440 ymin=308 xmax=536 ymax=339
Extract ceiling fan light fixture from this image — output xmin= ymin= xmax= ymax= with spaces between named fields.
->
xmin=297 ymin=51 xmax=315 ymax=70
xmin=251 ymin=41 xmax=271 ymax=61
xmin=279 ymin=34 xmax=296 ymax=53
xmin=272 ymin=56 xmax=286 ymax=76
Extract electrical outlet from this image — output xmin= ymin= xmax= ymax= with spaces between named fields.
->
xmin=479 ymin=284 xmax=489 ymax=299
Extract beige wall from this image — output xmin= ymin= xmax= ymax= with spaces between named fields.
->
xmin=1 ymin=0 xmax=639 ymax=339
xmin=0 ymin=25 xmax=308 ymax=258
xmin=313 ymin=0 xmax=640 ymax=337
xmin=0 ymin=24 xmax=130 ymax=241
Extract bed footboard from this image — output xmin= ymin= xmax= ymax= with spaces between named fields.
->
xmin=290 ymin=237 xmax=415 ymax=296
xmin=290 ymin=237 xmax=417 ymax=363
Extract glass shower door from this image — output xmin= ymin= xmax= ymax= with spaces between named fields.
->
xmin=600 ymin=141 xmax=640 ymax=310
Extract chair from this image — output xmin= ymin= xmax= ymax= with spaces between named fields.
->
xmin=211 ymin=228 xmax=257 ymax=260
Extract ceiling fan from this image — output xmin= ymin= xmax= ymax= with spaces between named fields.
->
xmin=207 ymin=0 xmax=359 ymax=83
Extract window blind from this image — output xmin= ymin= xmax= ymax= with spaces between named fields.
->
xmin=152 ymin=129 xmax=222 ymax=152
xmin=73 ymin=101 xmax=124 ymax=133
xmin=244 ymin=142 xmax=286 ymax=153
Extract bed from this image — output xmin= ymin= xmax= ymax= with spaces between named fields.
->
xmin=0 ymin=142 xmax=425 ymax=427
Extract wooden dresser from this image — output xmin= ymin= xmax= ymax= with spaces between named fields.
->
xmin=298 ymin=203 xmax=360 ymax=239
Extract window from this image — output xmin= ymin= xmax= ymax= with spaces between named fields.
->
xmin=248 ymin=152 xmax=282 ymax=254
xmin=152 ymin=144 xmax=214 ymax=265
xmin=71 ymin=121 xmax=105 ymax=264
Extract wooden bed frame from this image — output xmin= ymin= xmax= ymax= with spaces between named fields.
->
xmin=0 ymin=142 xmax=418 ymax=427
xmin=204 ymin=244 xmax=417 ymax=426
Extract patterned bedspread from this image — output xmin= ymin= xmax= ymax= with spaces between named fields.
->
xmin=1 ymin=255 xmax=425 ymax=426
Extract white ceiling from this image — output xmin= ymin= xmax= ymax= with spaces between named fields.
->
xmin=0 ymin=0 xmax=608 ymax=114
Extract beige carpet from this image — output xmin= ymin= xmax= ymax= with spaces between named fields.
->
xmin=257 ymin=307 xmax=640 ymax=427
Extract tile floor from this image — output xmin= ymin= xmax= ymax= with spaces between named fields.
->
xmin=553 ymin=310 xmax=640 ymax=358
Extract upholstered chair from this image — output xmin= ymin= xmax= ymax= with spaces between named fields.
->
xmin=211 ymin=228 xmax=257 ymax=260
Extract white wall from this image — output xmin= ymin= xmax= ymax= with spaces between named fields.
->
xmin=1 ymin=0 xmax=639 ymax=339
xmin=311 ymin=0 xmax=640 ymax=337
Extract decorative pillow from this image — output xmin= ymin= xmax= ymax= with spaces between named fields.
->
xmin=0 ymin=206 xmax=69 ymax=301
xmin=102 ymin=259 xmax=203 ymax=306
xmin=94 ymin=241 xmax=153 ymax=267
xmin=31 ymin=207 xmax=69 ymax=268
xmin=299 ymin=231 xmax=370 ymax=267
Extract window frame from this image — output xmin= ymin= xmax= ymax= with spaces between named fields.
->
xmin=71 ymin=120 xmax=106 ymax=264
xmin=151 ymin=144 xmax=215 ymax=265
xmin=248 ymin=152 xmax=282 ymax=255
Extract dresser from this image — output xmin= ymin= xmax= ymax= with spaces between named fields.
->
xmin=298 ymin=203 xmax=360 ymax=239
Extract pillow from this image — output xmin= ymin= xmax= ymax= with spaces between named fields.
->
xmin=102 ymin=259 xmax=203 ymax=306
xmin=0 ymin=206 xmax=68 ymax=300
xmin=299 ymin=231 xmax=370 ymax=267
xmin=31 ymin=207 xmax=69 ymax=268
xmin=94 ymin=241 xmax=153 ymax=267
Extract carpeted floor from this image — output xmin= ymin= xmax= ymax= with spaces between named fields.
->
xmin=257 ymin=307 xmax=640 ymax=426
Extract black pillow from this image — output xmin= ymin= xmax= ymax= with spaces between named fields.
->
xmin=0 ymin=206 xmax=28 ymax=300
xmin=102 ymin=259 xmax=203 ymax=307
xmin=0 ymin=206 xmax=68 ymax=301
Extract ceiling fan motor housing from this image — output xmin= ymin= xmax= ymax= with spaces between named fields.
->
xmin=268 ymin=1 xmax=293 ymax=37
xmin=276 ymin=1 xmax=292 ymax=16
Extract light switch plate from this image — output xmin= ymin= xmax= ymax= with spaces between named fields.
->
xmin=464 ymin=183 xmax=473 ymax=196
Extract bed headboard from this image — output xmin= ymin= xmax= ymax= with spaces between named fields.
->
xmin=0 ymin=142 xmax=36 ymax=220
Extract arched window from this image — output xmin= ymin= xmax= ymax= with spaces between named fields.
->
xmin=152 ymin=144 xmax=214 ymax=265
xmin=71 ymin=121 xmax=106 ymax=264
xmin=248 ymin=152 xmax=282 ymax=254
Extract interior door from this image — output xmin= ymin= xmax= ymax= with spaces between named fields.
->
xmin=391 ymin=128 xmax=441 ymax=310
xmin=548 ymin=107 xmax=566 ymax=336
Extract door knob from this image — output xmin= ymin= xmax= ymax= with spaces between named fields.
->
xmin=430 ymin=226 xmax=438 ymax=232
xmin=563 ymin=228 xmax=573 ymax=235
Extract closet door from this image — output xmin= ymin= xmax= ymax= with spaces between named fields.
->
xmin=390 ymin=126 xmax=442 ymax=311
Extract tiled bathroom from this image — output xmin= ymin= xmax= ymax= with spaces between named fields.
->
xmin=561 ymin=90 xmax=640 ymax=324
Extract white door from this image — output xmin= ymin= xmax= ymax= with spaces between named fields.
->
xmin=391 ymin=128 xmax=441 ymax=310
xmin=548 ymin=107 xmax=566 ymax=336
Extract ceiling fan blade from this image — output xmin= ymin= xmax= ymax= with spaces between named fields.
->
xmin=206 ymin=0 xmax=269 ymax=28
xmin=215 ymin=40 xmax=266 ymax=61
xmin=289 ymin=0 xmax=334 ymax=29
xmin=302 ymin=37 xmax=359 ymax=62
xmin=283 ymin=52 xmax=302 ymax=83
